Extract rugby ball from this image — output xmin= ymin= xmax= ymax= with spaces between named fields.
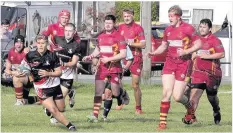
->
xmin=18 ymin=64 xmax=31 ymax=76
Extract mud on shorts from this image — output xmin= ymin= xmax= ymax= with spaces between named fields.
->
xmin=162 ymin=59 xmax=192 ymax=81
xmin=60 ymin=78 xmax=73 ymax=90
xmin=128 ymin=56 xmax=143 ymax=76
xmin=191 ymin=70 xmax=222 ymax=95
xmin=35 ymin=85 xmax=63 ymax=101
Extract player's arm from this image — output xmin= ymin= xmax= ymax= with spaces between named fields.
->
xmin=82 ymin=46 xmax=100 ymax=61
xmin=129 ymin=27 xmax=146 ymax=49
xmin=150 ymin=41 xmax=168 ymax=56
xmin=64 ymin=55 xmax=79 ymax=67
xmin=5 ymin=59 xmax=13 ymax=75
xmin=107 ymin=49 xmax=127 ymax=62
xmin=129 ymin=40 xmax=146 ymax=49
xmin=200 ymin=52 xmax=225 ymax=59
xmin=39 ymin=54 xmax=62 ymax=77
xmin=123 ymin=59 xmax=133 ymax=70
xmin=184 ymin=39 xmax=202 ymax=55
xmin=41 ymin=26 xmax=52 ymax=37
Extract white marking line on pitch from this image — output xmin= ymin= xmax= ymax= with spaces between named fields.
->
xmin=218 ymin=91 xmax=232 ymax=94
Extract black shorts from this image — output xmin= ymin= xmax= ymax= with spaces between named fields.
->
xmin=36 ymin=85 xmax=63 ymax=101
xmin=60 ymin=78 xmax=73 ymax=90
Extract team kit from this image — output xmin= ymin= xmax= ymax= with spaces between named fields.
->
xmin=3 ymin=5 xmax=225 ymax=132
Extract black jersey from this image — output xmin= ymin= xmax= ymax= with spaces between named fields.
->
xmin=24 ymin=50 xmax=60 ymax=83
xmin=54 ymin=36 xmax=81 ymax=63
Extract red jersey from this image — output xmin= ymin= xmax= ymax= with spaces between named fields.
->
xmin=163 ymin=21 xmax=199 ymax=60
xmin=118 ymin=22 xmax=145 ymax=57
xmin=7 ymin=47 xmax=26 ymax=70
xmin=193 ymin=33 xmax=224 ymax=76
xmin=42 ymin=23 xmax=80 ymax=51
xmin=97 ymin=30 xmax=126 ymax=74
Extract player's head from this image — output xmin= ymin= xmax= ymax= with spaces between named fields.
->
xmin=199 ymin=18 xmax=212 ymax=36
xmin=58 ymin=10 xmax=70 ymax=26
xmin=64 ymin=23 xmax=76 ymax=40
xmin=14 ymin=35 xmax=25 ymax=52
xmin=122 ymin=8 xmax=134 ymax=25
xmin=168 ymin=5 xmax=182 ymax=26
xmin=104 ymin=15 xmax=116 ymax=32
xmin=1 ymin=19 xmax=10 ymax=33
xmin=35 ymin=34 xmax=48 ymax=54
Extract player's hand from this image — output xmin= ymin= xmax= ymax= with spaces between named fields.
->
xmin=145 ymin=52 xmax=154 ymax=58
xmin=38 ymin=69 xmax=49 ymax=78
xmin=82 ymin=55 xmax=92 ymax=62
xmin=177 ymin=48 xmax=187 ymax=56
xmin=101 ymin=56 xmax=110 ymax=64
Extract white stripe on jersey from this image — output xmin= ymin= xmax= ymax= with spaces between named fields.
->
xmin=99 ymin=46 xmax=113 ymax=53
xmin=197 ymin=50 xmax=210 ymax=55
xmin=61 ymin=67 xmax=75 ymax=79
xmin=33 ymin=77 xmax=60 ymax=89
xmin=168 ymin=40 xmax=182 ymax=47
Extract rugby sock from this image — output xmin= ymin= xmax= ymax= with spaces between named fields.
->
xmin=117 ymin=88 xmax=123 ymax=106
xmin=207 ymin=95 xmax=220 ymax=113
xmin=66 ymin=122 xmax=75 ymax=129
xmin=136 ymin=105 xmax=142 ymax=110
xmin=159 ymin=101 xmax=170 ymax=125
xmin=103 ymin=99 xmax=113 ymax=117
xmin=93 ymin=96 xmax=102 ymax=118
xmin=15 ymin=87 xmax=23 ymax=100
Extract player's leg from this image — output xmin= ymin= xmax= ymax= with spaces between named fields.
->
xmin=41 ymin=85 xmax=76 ymax=131
xmin=12 ymin=75 xmax=29 ymax=105
xmin=129 ymin=57 xmax=143 ymax=114
xmin=157 ymin=74 xmax=175 ymax=130
xmin=87 ymin=77 xmax=105 ymax=122
xmin=206 ymin=77 xmax=221 ymax=124
xmin=131 ymin=74 xmax=142 ymax=114
xmin=115 ymin=75 xmax=130 ymax=110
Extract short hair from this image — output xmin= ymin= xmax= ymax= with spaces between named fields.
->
xmin=1 ymin=19 xmax=10 ymax=25
xmin=104 ymin=15 xmax=116 ymax=23
xmin=35 ymin=34 xmax=48 ymax=42
xmin=200 ymin=18 xmax=212 ymax=28
xmin=168 ymin=5 xmax=182 ymax=16
xmin=65 ymin=23 xmax=76 ymax=30
xmin=122 ymin=8 xmax=134 ymax=15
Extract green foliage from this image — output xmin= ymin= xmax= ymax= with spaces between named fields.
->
xmin=1 ymin=83 xmax=232 ymax=132
xmin=115 ymin=1 xmax=159 ymax=22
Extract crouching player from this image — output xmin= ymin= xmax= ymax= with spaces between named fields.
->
xmin=183 ymin=19 xmax=225 ymax=125
xmin=5 ymin=35 xmax=39 ymax=105
xmin=18 ymin=34 xmax=76 ymax=131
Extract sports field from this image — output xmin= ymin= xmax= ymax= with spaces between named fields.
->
xmin=1 ymin=83 xmax=232 ymax=132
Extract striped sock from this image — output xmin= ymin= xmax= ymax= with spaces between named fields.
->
xmin=93 ymin=96 xmax=102 ymax=118
xmin=15 ymin=87 xmax=23 ymax=100
xmin=159 ymin=101 xmax=170 ymax=125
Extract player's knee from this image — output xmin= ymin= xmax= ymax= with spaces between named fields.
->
xmin=48 ymin=107 xmax=59 ymax=115
xmin=173 ymin=95 xmax=183 ymax=102
xmin=132 ymin=83 xmax=139 ymax=90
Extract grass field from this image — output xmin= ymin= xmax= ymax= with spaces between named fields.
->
xmin=1 ymin=83 xmax=232 ymax=132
